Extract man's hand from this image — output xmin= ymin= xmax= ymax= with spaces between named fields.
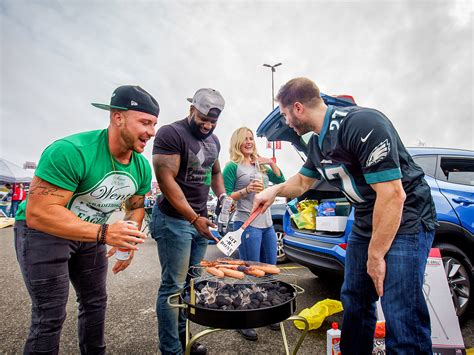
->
xmin=252 ymin=185 xmax=279 ymax=214
xmin=107 ymin=248 xmax=135 ymax=274
xmin=193 ymin=217 xmax=219 ymax=243
xmin=367 ymin=255 xmax=386 ymax=296
xmin=105 ymin=220 xmax=147 ymax=250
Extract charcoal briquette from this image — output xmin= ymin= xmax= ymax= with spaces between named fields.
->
xmin=271 ymin=298 xmax=282 ymax=306
xmin=216 ymin=295 xmax=231 ymax=307
xmin=232 ymin=296 xmax=242 ymax=307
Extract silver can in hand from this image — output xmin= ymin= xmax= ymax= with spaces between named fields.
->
xmin=115 ymin=220 xmax=139 ymax=261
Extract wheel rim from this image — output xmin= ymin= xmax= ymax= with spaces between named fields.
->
xmin=276 ymin=231 xmax=285 ymax=259
xmin=442 ymin=256 xmax=471 ymax=317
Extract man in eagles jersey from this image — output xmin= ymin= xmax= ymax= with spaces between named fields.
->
xmin=14 ymin=85 xmax=159 ymax=354
xmin=253 ymin=77 xmax=437 ymax=354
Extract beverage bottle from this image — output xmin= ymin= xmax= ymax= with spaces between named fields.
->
xmin=115 ymin=220 xmax=139 ymax=261
xmin=217 ymin=196 xmax=233 ymax=225
xmin=326 ymin=322 xmax=341 ymax=355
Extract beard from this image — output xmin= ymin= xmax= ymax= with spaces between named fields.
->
xmin=288 ymin=110 xmax=312 ymax=136
xmin=189 ymin=115 xmax=215 ymax=140
xmin=120 ymin=125 xmax=143 ymax=153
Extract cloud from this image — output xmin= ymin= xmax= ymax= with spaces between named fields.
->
xmin=1 ymin=0 xmax=472 ymax=180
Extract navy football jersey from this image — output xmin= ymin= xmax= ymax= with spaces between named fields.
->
xmin=300 ymin=105 xmax=437 ymax=237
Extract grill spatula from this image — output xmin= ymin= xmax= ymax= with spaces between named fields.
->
xmin=216 ymin=205 xmax=263 ymax=256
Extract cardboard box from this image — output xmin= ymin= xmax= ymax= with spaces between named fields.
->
xmin=376 ymin=249 xmax=466 ymax=354
xmin=315 ymin=216 xmax=348 ymax=232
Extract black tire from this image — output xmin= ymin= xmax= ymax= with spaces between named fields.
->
xmin=434 ymin=242 xmax=473 ymax=322
xmin=274 ymin=223 xmax=287 ymax=264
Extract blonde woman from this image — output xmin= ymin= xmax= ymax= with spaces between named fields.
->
xmin=222 ymin=127 xmax=285 ymax=340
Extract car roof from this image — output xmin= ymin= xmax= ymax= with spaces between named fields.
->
xmin=407 ymin=147 xmax=474 ymax=157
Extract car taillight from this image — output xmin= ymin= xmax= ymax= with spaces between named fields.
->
xmin=338 ymin=243 xmax=348 ymax=250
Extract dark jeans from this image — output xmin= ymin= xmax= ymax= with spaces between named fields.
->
xmin=340 ymin=225 xmax=434 ymax=355
xmin=14 ymin=221 xmax=108 ymax=355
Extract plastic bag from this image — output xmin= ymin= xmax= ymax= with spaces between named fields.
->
xmin=291 ymin=199 xmax=318 ymax=230
xmin=318 ymin=201 xmax=337 ymax=216
xmin=293 ymin=298 xmax=343 ymax=330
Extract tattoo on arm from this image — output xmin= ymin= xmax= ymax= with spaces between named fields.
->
xmin=125 ymin=196 xmax=145 ymax=211
xmin=29 ymin=183 xmax=66 ymax=198
xmin=153 ymin=154 xmax=180 ymax=180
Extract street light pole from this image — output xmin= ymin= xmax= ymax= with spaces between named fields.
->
xmin=263 ymin=62 xmax=282 ymax=160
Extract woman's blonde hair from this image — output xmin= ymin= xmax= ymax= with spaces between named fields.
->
xmin=229 ymin=127 xmax=259 ymax=164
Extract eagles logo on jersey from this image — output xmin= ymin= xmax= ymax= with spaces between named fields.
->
xmin=366 ymin=139 xmax=391 ymax=167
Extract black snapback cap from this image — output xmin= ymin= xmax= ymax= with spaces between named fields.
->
xmin=91 ymin=85 xmax=160 ymax=117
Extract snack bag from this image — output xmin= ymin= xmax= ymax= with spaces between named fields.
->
xmin=318 ymin=201 xmax=336 ymax=216
xmin=291 ymin=199 xmax=318 ymax=229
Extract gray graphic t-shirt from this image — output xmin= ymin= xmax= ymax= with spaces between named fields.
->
xmin=153 ymin=118 xmax=221 ymax=219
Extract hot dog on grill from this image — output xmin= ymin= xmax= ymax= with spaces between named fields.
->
xmin=237 ymin=265 xmax=266 ymax=277
xmin=219 ymin=267 xmax=245 ymax=279
xmin=205 ymin=267 xmax=225 ymax=278
xmin=250 ymin=264 xmax=281 ymax=274
xmin=216 ymin=258 xmax=247 ymax=265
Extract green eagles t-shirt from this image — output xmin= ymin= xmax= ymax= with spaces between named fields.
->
xmin=16 ymin=129 xmax=152 ymax=224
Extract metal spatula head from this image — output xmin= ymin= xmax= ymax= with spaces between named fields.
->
xmin=216 ymin=206 xmax=263 ymax=256
xmin=216 ymin=228 xmax=243 ymax=256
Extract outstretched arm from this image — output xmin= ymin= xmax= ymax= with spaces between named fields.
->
xmin=252 ymin=173 xmax=317 ymax=213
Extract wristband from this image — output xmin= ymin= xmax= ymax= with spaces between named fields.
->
xmin=245 ymin=186 xmax=249 ymax=194
xmin=98 ymin=223 xmax=108 ymax=245
xmin=190 ymin=214 xmax=200 ymax=225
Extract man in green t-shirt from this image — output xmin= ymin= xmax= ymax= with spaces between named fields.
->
xmin=14 ymin=85 xmax=159 ymax=354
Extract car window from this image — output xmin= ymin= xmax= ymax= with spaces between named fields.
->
xmin=438 ymin=156 xmax=474 ymax=186
xmin=412 ymin=155 xmax=437 ymax=177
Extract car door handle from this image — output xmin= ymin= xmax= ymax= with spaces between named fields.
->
xmin=452 ymin=197 xmax=474 ymax=206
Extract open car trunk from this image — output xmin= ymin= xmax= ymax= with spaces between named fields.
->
xmin=286 ymin=180 xmax=352 ymax=237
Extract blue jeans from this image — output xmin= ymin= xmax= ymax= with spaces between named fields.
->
xmin=150 ymin=206 xmax=208 ymax=355
xmin=14 ymin=220 xmax=108 ymax=355
xmin=233 ymin=221 xmax=277 ymax=265
xmin=340 ymin=225 xmax=434 ymax=355
xmin=10 ymin=200 xmax=21 ymax=217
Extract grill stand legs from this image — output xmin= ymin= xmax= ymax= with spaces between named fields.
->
xmin=184 ymin=315 xmax=309 ymax=355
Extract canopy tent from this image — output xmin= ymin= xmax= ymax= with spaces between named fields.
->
xmin=0 ymin=158 xmax=34 ymax=183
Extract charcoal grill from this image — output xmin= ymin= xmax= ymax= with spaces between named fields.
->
xmin=168 ymin=268 xmax=309 ymax=355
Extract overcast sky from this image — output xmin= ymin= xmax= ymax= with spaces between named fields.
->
xmin=1 ymin=0 xmax=472 ymax=179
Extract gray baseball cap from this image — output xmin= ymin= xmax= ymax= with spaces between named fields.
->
xmin=187 ymin=88 xmax=225 ymax=118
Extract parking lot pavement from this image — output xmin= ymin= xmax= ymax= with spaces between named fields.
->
xmin=1 ymin=223 xmax=472 ymax=354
